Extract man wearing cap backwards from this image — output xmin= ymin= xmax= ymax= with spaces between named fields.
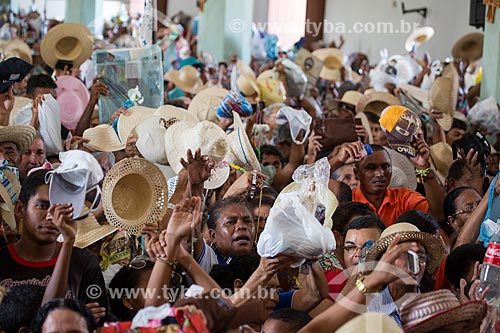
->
xmin=328 ymin=140 xmax=443 ymax=226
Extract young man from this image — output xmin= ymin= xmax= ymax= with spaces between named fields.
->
xmin=0 ymin=170 xmax=108 ymax=318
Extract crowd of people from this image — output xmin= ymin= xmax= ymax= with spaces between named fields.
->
xmin=0 ymin=2 xmax=499 ymax=333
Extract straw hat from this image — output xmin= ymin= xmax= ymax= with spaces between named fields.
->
xmin=83 ymin=124 xmax=125 ymax=152
xmin=452 ymin=32 xmax=484 ymax=62
xmin=9 ymin=96 xmax=32 ymax=126
xmin=429 ymin=142 xmax=453 ymax=186
xmin=336 ymin=313 xmax=403 ymax=333
xmin=355 ymin=112 xmax=374 ymax=144
xmin=155 ymin=105 xmax=199 ymax=123
xmin=357 ymin=92 xmax=400 ymax=115
xmin=256 ymin=69 xmax=276 ymax=81
xmin=135 ymin=116 xmax=177 ymax=165
xmin=0 ymin=125 xmax=36 ymax=153
xmin=226 ymin=112 xmax=260 ymax=171
xmin=103 ymin=158 xmax=168 ymax=236
xmin=56 ymin=75 xmax=90 ymax=130
xmin=385 ymin=147 xmax=417 ymax=190
xmin=0 ymin=169 xmax=21 ymax=230
xmin=400 ymin=290 xmax=486 ymax=333
xmin=405 ymin=26 xmax=435 ymax=52
xmin=399 ymin=83 xmax=429 ymax=109
xmin=74 ymin=210 xmax=117 ymax=249
xmin=117 ymin=106 xmax=156 ymax=143
xmin=3 ymin=38 xmax=33 ymax=64
xmin=164 ymin=65 xmax=203 ymax=94
xmin=428 ymin=63 xmax=459 ymax=131
xmin=237 ymin=60 xmax=257 ymax=80
xmin=365 ymin=223 xmax=445 ymax=274
xmin=41 ymin=23 xmax=93 ymax=68
xmin=164 ymin=121 xmax=229 ymax=174
xmin=256 ymin=77 xmax=286 ymax=107
xmin=236 ymin=60 xmax=260 ymax=101
xmin=188 ymin=87 xmax=228 ymax=122
xmin=312 ymin=48 xmax=343 ymax=81
xmin=330 ymin=90 xmax=364 ymax=112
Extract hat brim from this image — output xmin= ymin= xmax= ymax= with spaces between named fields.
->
xmin=357 ymin=93 xmax=400 ymax=115
xmin=355 ymin=112 xmax=374 ymax=144
xmin=404 ymin=301 xmax=486 ymax=333
xmin=74 ymin=212 xmax=117 ymax=249
xmin=83 ymin=124 xmax=125 ymax=152
xmin=452 ymin=32 xmax=484 ymax=62
xmin=204 ymin=164 xmax=230 ymax=190
xmin=156 ymin=105 xmax=199 ymax=123
xmin=313 ymin=48 xmax=343 ymax=81
xmin=56 ymin=76 xmax=90 ymax=130
xmin=227 ymin=112 xmax=261 ymax=171
xmin=436 ymin=114 xmax=454 ymax=132
xmin=49 ymin=171 xmax=89 ymax=219
xmin=117 ymin=106 xmax=156 ymax=143
xmin=405 ymin=26 xmax=434 ymax=52
xmin=188 ymin=88 xmax=227 ymax=122
xmin=164 ymin=71 xmax=203 ymax=94
xmin=385 ymin=147 xmax=417 ymax=190
xmin=0 ymin=125 xmax=36 ymax=153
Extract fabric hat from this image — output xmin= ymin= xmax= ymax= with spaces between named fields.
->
xmin=174 ymin=296 xmax=263 ymax=333
xmin=365 ymin=222 xmax=445 ymax=274
xmin=452 ymin=32 xmax=484 ymax=62
xmin=385 ymin=147 xmax=417 ymax=190
xmin=226 ymin=112 xmax=261 ymax=171
xmin=48 ymin=150 xmax=104 ymax=219
xmin=216 ymin=90 xmax=253 ymax=119
xmin=3 ymin=38 xmax=33 ymax=64
xmin=56 ymin=75 xmax=90 ymax=130
xmin=0 ymin=125 xmax=36 ymax=153
xmin=336 ymin=312 xmax=403 ymax=333
xmin=41 ymin=23 xmax=93 ymax=69
xmin=405 ymin=26 xmax=435 ymax=52
xmin=357 ymin=92 xmax=400 ymax=115
xmin=164 ymin=65 xmax=203 ymax=94
xmin=9 ymin=96 xmax=31 ymax=126
xmin=103 ymin=158 xmax=168 ymax=236
xmin=165 ymin=121 xmax=229 ymax=174
xmin=27 ymin=94 xmax=63 ymax=155
xmin=355 ymin=112 xmax=374 ymax=144
xmin=0 ymin=168 xmax=20 ymax=230
xmin=275 ymin=106 xmax=312 ymax=145
xmin=379 ymin=105 xmax=421 ymax=158
xmin=428 ymin=63 xmax=459 ymax=131
xmin=429 ymin=142 xmax=453 ymax=186
xmin=188 ymin=87 xmax=228 ymax=122
xmin=135 ymin=116 xmax=177 ymax=165
xmin=0 ymin=57 xmax=33 ymax=93
xmin=74 ymin=209 xmax=117 ymax=249
xmin=256 ymin=77 xmax=286 ymax=106
xmin=236 ymin=60 xmax=260 ymax=102
xmin=83 ymin=124 xmax=125 ymax=152
xmin=117 ymin=106 xmax=156 ymax=143
xmin=400 ymin=290 xmax=486 ymax=333
xmin=312 ymin=48 xmax=344 ymax=81
xmin=155 ymin=105 xmax=199 ymax=123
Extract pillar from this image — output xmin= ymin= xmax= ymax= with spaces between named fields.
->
xmin=64 ymin=0 xmax=103 ymax=36
xmin=480 ymin=8 xmax=500 ymax=101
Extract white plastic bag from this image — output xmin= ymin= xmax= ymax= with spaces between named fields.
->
xmin=257 ymin=191 xmax=336 ymax=260
xmin=468 ymin=96 xmax=500 ymax=135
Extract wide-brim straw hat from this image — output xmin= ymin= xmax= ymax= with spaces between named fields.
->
xmin=256 ymin=77 xmax=286 ymax=106
xmin=452 ymin=32 xmax=484 ymax=62
xmin=355 ymin=112 xmax=374 ymax=144
xmin=135 ymin=116 xmax=178 ymax=165
xmin=74 ymin=209 xmax=117 ymax=249
xmin=405 ymin=26 xmax=435 ymax=52
xmin=164 ymin=65 xmax=203 ymax=94
xmin=429 ymin=142 xmax=453 ymax=186
xmin=0 ymin=169 xmax=20 ymax=230
xmin=312 ymin=48 xmax=343 ymax=81
xmin=237 ymin=60 xmax=259 ymax=100
xmin=117 ymin=106 xmax=156 ymax=143
xmin=155 ymin=105 xmax=199 ymax=123
xmin=336 ymin=312 xmax=403 ymax=333
xmin=385 ymin=147 xmax=417 ymax=190
xmin=0 ymin=125 xmax=36 ymax=153
xmin=165 ymin=120 xmax=229 ymax=174
xmin=399 ymin=83 xmax=429 ymax=109
xmin=41 ymin=22 xmax=93 ymax=68
xmin=357 ymin=92 xmax=400 ymax=115
xmin=103 ymin=158 xmax=168 ymax=236
xmin=9 ymin=96 xmax=32 ymax=125
xmin=365 ymin=222 xmax=445 ymax=274
xmin=4 ymin=38 xmax=33 ymax=64
xmin=400 ymin=290 xmax=486 ymax=333
xmin=226 ymin=112 xmax=261 ymax=171
xmin=429 ymin=64 xmax=458 ymax=131
xmin=83 ymin=124 xmax=125 ymax=152
xmin=237 ymin=60 xmax=257 ymax=80
xmin=56 ymin=75 xmax=90 ymax=130
xmin=188 ymin=87 xmax=228 ymax=123
xmin=331 ymin=90 xmax=364 ymax=111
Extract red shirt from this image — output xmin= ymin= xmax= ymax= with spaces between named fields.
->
xmin=352 ymin=187 xmax=429 ymax=226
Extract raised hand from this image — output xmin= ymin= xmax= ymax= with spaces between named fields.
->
xmin=48 ymin=203 xmax=76 ymax=243
xmin=328 ymin=141 xmax=365 ymax=170
xmin=89 ymin=77 xmax=110 ymax=103
xmin=166 ymin=196 xmax=202 ymax=241
xmin=180 ymin=148 xmax=215 ymax=186
xmin=410 ymin=134 xmax=430 ymax=169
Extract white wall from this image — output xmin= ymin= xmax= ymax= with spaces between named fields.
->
xmin=324 ymin=0 xmax=480 ymax=63
xmin=167 ymin=0 xmax=198 ymax=17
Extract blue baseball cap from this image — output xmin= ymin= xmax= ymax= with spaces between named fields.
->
xmin=0 ymin=57 xmax=33 ymax=93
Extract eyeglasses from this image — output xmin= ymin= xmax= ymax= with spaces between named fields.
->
xmin=399 ymin=252 xmax=431 ymax=264
xmin=342 ymin=241 xmax=373 ymax=255
xmin=452 ymin=203 xmax=478 ymax=218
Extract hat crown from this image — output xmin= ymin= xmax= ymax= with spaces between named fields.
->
xmin=342 ymin=91 xmax=363 ymax=106
xmin=178 ymin=66 xmax=200 ymax=86
xmin=380 ymin=222 xmax=420 ymax=239
xmin=401 ymin=290 xmax=463 ymax=326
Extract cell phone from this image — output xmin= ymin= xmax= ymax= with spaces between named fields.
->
xmin=355 ymin=118 xmax=362 ymax=126
xmin=406 ymin=250 xmax=420 ymax=275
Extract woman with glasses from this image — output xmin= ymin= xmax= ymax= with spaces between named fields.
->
xmin=443 ymin=186 xmax=481 ymax=246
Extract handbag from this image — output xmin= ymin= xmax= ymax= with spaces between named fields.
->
xmin=313 ymin=113 xmax=358 ymax=150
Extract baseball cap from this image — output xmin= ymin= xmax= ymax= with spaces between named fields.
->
xmin=0 ymin=57 xmax=33 ymax=93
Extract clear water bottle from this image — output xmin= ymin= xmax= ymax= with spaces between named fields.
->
xmin=478 ymin=230 xmax=500 ymax=305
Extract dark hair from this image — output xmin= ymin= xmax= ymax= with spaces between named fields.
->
xmin=369 ymin=144 xmax=390 ymax=156
xmin=337 ymin=182 xmax=353 ymax=203
xmin=108 ymin=261 xmax=154 ymax=321
xmin=443 ymin=186 xmax=478 ymax=218
xmin=249 ymin=196 xmax=275 ymax=211
xmin=260 ymin=145 xmax=283 ymax=161
xmin=445 ymin=243 xmax=486 ymax=289
xmin=343 ymin=216 xmax=386 ymax=240
xmin=166 ymin=98 xmax=188 ymax=109
xmin=266 ymin=308 xmax=312 ymax=331
xmin=395 ymin=210 xmax=440 ymax=234
xmin=446 ymin=159 xmax=467 ymax=183
xmin=26 ymin=74 xmax=57 ymax=97
xmin=0 ymin=285 xmax=44 ymax=333
xmin=31 ymin=298 xmax=96 ymax=333
xmin=331 ymin=202 xmax=376 ymax=233
xmin=206 ymin=197 xmax=252 ymax=230
xmin=19 ymin=169 xmax=50 ymax=205
xmin=209 ymin=253 xmax=260 ymax=292
xmin=449 ymin=118 xmax=467 ymax=132
xmin=364 ymin=111 xmax=380 ymax=124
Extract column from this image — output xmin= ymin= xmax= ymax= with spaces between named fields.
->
xmin=480 ymin=8 xmax=500 ymax=101
xmin=64 ymin=0 xmax=103 ymax=36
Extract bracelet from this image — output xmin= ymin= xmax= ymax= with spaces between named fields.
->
xmin=156 ymin=257 xmax=178 ymax=268
xmin=415 ymin=167 xmax=432 ymax=183
xmin=167 ymin=203 xmax=176 ymax=210
xmin=355 ymin=276 xmax=373 ymax=294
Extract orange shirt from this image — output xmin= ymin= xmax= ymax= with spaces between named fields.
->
xmin=352 ymin=187 xmax=430 ymax=226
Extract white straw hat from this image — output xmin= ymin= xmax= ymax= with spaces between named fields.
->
xmin=155 ymin=105 xmax=199 ymax=123
xmin=188 ymin=87 xmax=228 ymax=123
xmin=117 ymin=106 xmax=156 ymax=143
xmin=83 ymin=124 xmax=125 ymax=152
xmin=226 ymin=112 xmax=260 ymax=171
